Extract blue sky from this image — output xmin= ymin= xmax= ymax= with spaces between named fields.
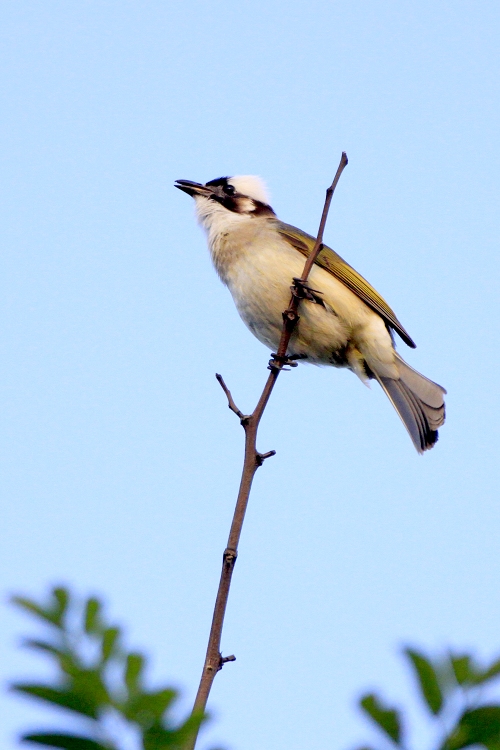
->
xmin=1 ymin=2 xmax=500 ymax=749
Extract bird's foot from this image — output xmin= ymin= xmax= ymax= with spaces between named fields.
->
xmin=291 ymin=277 xmax=324 ymax=304
xmin=268 ymin=353 xmax=307 ymax=372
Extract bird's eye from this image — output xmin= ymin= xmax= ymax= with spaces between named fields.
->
xmin=223 ymin=184 xmax=236 ymax=195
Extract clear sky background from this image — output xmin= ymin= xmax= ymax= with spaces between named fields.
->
xmin=1 ymin=2 xmax=499 ymax=749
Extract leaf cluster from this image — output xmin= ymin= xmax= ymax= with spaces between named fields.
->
xmin=358 ymin=647 xmax=500 ymax=750
xmin=10 ymin=587 xmax=205 ymax=750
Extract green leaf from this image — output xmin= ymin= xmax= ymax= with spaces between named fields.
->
xmin=142 ymin=724 xmax=179 ymax=750
xmin=360 ymin=693 xmax=402 ymax=743
xmin=12 ymin=589 xmax=69 ymax=628
xmin=101 ymin=627 xmax=120 ymax=662
xmin=142 ymin=711 xmax=205 ymax=750
xmin=57 ymin=652 xmax=83 ymax=679
xmin=11 ymin=684 xmax=98 ymax=719
xmin=405 ymin=648 xmax=443 ymax=715
xmin=166 ymin=710 xmax=207 ymax=746
xmin=71 ymin=669 xmax=110 ymax=707
xmin=21 ymin=639 xmax=81 ymax=677
xmin=52 ymin=588 xmax=69 ymax=626
xmin=124 ymin=689 xmax=177 ymax=726
xmin=450 ymin=654 xmax=474 ymax=685
xmin=443 ymin=706 xmax=500 ymax=750
xmin=21 ymin=639 xmax=64 ymax=657
xmin=477 ymin=657 xmax=500 ymax=684
xmin=84 ymin=599 xmax=102 ymax=634
xmin=12 ymin=596 xmax=61 ymax=628
xmin=125 ymin=652 xmax=145 ymax=693
xmin=21 ymin=733 xmax=109 ymax=750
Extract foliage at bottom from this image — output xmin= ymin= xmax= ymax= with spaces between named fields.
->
xmin=10 ymin=587 xmax=205 ymax=750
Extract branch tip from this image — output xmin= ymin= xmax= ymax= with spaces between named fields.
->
xmin=215 ymin=373 xmax=245 ymax=419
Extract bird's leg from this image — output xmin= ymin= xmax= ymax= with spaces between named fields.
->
xmin=268 ymin=352 xmax=307 ymax=371
xmin=291 ymin=277 xmax=324 ymax=305
xmin=268 ymin=353 xmax=298 ymax=371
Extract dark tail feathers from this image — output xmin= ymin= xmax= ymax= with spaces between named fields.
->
xmin=376 ymin=355 xmax=446 ymax=453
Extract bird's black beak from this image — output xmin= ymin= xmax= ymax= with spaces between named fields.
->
xmin=174 ymin=180 xmax=213 ymax=198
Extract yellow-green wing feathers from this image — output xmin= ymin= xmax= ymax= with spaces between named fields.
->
xmin=277 ymin=222 xmax=416 ymax=348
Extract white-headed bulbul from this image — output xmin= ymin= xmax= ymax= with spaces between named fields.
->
xmin=175 ymin=175 xmax=446 ymax=453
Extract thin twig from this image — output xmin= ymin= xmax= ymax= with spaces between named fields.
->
xmin=215 ymin=373 xmax=245 ymax=420
xmin=269 ymin=151 xmax=348 ymax=369
xmin=186 ymin=153 xmax=348 ymax=750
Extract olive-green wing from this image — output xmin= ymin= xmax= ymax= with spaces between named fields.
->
xmin=277 ymin=221 xmax=416 ymax=348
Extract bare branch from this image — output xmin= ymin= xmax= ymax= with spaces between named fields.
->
xmin=215 ymin=373 xmax=245 ymax=420
xmin=298 ymin=152 xmax=348 ymax=284
xmin=186 ymin=154 xmax=348 ymax=750
xmin=272 ymin=151 xmax=348 ymax=367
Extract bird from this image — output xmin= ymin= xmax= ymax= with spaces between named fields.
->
xmin=174 ymin=175 xmax=446 ymax=453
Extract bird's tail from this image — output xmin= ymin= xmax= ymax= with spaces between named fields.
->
xmin=374 ymin=354 xmax=446 ymax=453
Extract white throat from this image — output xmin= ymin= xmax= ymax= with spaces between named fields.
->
xmin=194 ymin=195 xmax=273 ymax=285
xmin=195 ymin=195 xmax=249 ymax=236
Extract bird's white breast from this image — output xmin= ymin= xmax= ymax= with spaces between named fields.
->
xmin=196 ymin=198 xmax=396 ymax=372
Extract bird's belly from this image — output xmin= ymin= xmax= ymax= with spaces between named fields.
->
xmin=225 ymin=244 xmax=356 ymax=364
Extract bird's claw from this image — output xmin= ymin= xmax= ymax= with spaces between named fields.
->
xmin=291 ymin=277 xmax=323 ymax=303
xmin=268 ymin=353 xmax=305 ymax=371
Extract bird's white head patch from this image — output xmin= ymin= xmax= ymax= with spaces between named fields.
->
xmin=227 ymin=175 xmax=270 ymax=205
